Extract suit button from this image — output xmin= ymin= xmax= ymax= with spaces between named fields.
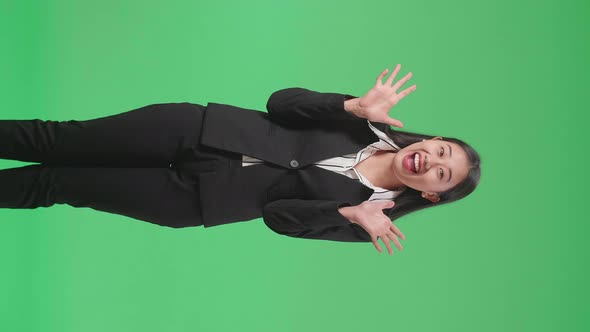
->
xmin=289 ymin=159 xmax=299 ymax=168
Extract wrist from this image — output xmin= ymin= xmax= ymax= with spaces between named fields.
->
xmin=338 ymin=206 xmax=358 ymax=223
xmin=344 ymin=97 xmax=364 ymax=118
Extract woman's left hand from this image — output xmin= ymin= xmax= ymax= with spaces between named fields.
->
xmin=357 ymin=64 xmax=416 ymax=128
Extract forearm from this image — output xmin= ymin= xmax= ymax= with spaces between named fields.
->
xmin=262 ymin=199 xmax=371 ymax=242
xmin=267 ymin=88 xmax=364 ymax=122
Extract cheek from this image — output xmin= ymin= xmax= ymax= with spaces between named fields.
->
xmin=424 ymin=171 xmax=442 ymax=188
xmin=425 ymin=169 xmax=437 ymax=181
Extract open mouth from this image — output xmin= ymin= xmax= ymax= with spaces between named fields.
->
xmin=403 ymin=152 xmax=421 ymax=174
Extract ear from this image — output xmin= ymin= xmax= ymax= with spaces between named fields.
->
xmin=421 ymin=192 xmax=441 ymax=203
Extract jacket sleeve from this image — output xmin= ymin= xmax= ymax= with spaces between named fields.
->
xmin=261 ymin=199 xmax=372 ymax=242
xmin=265 ymin=87 xmax=363 ymax=124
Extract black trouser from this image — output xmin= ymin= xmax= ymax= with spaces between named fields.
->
xmin=0 ymin=102 xmax=241 ymax=228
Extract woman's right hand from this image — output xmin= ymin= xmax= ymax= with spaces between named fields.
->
xmin=342 ymin=200 xmax=405 ymax=255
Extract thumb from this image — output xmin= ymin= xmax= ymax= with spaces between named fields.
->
xmin=384 ymin=115 xmax=404 ymax=128
xmin=382 ymin=200 xmax=395 ymax=209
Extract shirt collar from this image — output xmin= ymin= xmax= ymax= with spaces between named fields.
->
xmin=357 ymin=120 xmax=406 ymax=193
xmin=366 ymin=120 xmax=401 ymax=151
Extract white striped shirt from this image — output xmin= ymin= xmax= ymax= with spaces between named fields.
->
xmin=241 ymin=120 xmax=406 ymax=202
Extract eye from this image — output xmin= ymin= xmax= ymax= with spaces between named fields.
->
xmin=439 ymin=147 xmax=444 ymax=157
xmin=439 ymin=168 xmax=444 ymax=179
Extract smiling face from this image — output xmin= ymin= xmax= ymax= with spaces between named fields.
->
xmin=391 ymin=137 xmax=471 ymax=201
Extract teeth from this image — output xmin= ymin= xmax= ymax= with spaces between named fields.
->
xmin=414 ymin=153 xmax=420 ymax=173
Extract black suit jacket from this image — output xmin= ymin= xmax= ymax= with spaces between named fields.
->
xmin=197 ymin=87 xmax=394 ymax=242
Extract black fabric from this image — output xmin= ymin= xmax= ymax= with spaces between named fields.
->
xmin=0 ymin=102 xmax=226 ymax=228
xmin=196 ymin=87 xmax=390 ymax=241
xmin=0 ymin=88 xmax=391 ymax=241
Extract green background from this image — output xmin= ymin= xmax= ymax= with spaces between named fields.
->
xmin=1 ymin=0 xmax=588 ymax=331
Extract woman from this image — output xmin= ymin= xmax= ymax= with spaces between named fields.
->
xmin=0 ymin=64 xmax=480 ymax=255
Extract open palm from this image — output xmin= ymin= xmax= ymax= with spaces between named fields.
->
xmin=358 ymin=64 xmax=416 ymax=128
xmin=349 ymin=200 xmax=405 ymax=255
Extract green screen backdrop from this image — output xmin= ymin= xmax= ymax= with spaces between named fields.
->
xmin=1 ymin=0 xmax=588 ymax=331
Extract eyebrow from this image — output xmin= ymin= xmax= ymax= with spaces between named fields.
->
xmin=447 ymin=144 xmax=453 ymax=183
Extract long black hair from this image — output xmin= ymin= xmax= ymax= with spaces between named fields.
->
xmin=382 ymin=128 xmax=481 ymax=221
